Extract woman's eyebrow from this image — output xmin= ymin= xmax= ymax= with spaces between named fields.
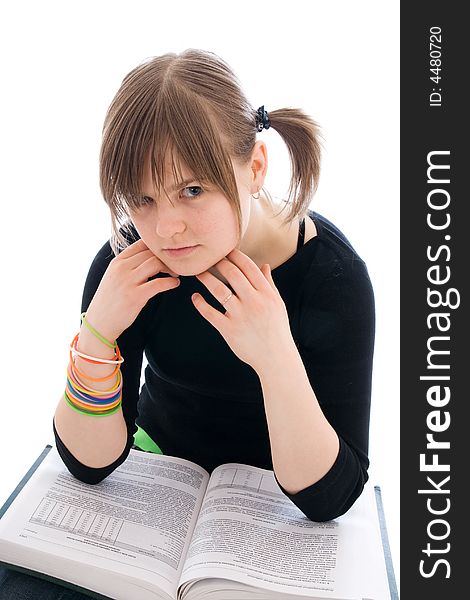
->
xmin=141 ymin=178 xmax=198 ymax=198
xmin=168 ymin=178 xmax=198 ymax=192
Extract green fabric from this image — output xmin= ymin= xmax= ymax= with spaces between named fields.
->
xmin=133 ymin=426 xmax=163 ymax=454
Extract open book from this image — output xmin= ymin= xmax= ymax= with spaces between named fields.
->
xmin=0 ymin=445 xmax=396 ymax=600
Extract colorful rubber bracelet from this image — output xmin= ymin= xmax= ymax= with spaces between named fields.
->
xmin=70 ymin=333 xmax=123 ymax=365
xmin=65 ymin=373 xmax=122 ymax=407
xmin=67 ymin=367 xmax=122 ymax=400
xmin=65 ymin=385 xmax=122 ymax=410
xmin=80 ymin=313 xmax=117 ymax=349
xmin=71 ymin=345 xmax=124 ymax=365
xmin=71 ymin=356 xmax=120 ymax=383
xmin=65 ymin=386 xmax=122 ymax=410
xmin=68 ymin=363 xmax=122 ymax=396
xmin=64 ymin=392 xmax=122 ymax=417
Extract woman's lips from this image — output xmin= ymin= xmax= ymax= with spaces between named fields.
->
xmin=163 ymin=245 xmax=199 ymax=257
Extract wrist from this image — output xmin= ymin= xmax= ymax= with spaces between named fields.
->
xmin=254 ymin=336 xmax=300 ymax=379
xmin=77 ymin=326 xmax=117 ymax=358
xmin=82 ymin=307 xmax=122 ymax=343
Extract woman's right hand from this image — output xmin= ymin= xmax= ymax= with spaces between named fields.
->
xmin=84 ymin=239 xmax=180 ymax=341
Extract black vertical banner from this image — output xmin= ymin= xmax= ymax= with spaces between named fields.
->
xmin=401 ymin=4 xmax=467 ymax=599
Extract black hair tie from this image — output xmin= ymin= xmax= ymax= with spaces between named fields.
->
xmin=255 ymin=105 xmax=271 ymax=132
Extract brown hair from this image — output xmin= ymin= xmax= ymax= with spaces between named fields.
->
xmin=99 ymin=48 xmax=322 ymax=254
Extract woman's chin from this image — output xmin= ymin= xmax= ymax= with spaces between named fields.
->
xmin=171 ymin=261 xmax=213 ymax=277
xmin=166 ymin=251 xmax=233 ymax=277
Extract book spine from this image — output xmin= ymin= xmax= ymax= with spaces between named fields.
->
xmin=374 ymin=486 xmax=399 ymax=600
xmin=0 ymin=445 xmax=52 ymax=520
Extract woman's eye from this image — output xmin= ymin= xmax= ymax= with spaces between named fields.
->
xmin=181 ymin=186 xmax=203 ymax=199
xmin=134 ymin=196 xmax=154 ymax=208
xmin=135 ymin=187 xmax=202 ymax=210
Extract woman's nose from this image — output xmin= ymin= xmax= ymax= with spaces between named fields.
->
xmin=155 ymin=201 xmax=187 ymax=238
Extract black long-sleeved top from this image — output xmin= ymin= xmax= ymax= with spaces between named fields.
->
xmin=53 ymin=210 xmax=375 ymax=521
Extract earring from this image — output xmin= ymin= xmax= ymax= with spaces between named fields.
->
xmin=252 ymin=188 xmax=260 ymax=200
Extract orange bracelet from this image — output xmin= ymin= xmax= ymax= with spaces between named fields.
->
xmin=71 ymin=357 xmax=121 ymax=382
xmin=67 ymin=362 xmax=122 ymax=396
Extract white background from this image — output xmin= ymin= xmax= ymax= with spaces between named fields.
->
xmin=0 ymin=0 xmax=400 ymax=590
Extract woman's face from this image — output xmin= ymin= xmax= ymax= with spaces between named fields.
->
xmin=130 ymin=156 xmax=254 ymax=276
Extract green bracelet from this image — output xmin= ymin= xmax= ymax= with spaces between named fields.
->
xmin=63 ymin=393 xmax=122 ymax=417
xmin=80 ymin=312 xmax=117 ymax=349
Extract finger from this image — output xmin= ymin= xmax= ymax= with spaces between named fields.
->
xmin=118 ymin=238 xmax=150 ymax=258
xmin=261 ymin=263 xmax=277 ymax=290
xmin=134 ymin=255 xmax=175 ymax=282
xmin=123 ymin=248 xmax=158 ymax=270
xmin=211 ymin=258 xmax=253 ymax=299
xmin=123 ymin=247 xmax=179 ymax=276
xmin=141 ymin=275 xmax=181 ymax=298
xmin=191 ymin=292 xmax=228 ymax=330
xmin=159 ymin=264 xmax=180 ymax=277
xmin=118 ymin=243 xmax=157 ymax=271
xmin=225 ymin=249 xmax=271 ymax=292
xmin=195 ymin=270 xmax=240 ymax=307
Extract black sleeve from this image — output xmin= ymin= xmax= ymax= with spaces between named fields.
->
xmin=274 ymin=257 xmax=376 ymax=521
xmin=53 ymin=239 xmax=149 ymax=484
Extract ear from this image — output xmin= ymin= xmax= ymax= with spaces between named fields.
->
xmin=250 ymin=141 xmax=268 ymax=193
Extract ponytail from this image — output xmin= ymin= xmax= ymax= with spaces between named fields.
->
xmin=265 ymin=107 xmax=322 ymax=222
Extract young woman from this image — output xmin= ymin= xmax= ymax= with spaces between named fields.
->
xmin=0 ymin=48 xmax=375 ymax=597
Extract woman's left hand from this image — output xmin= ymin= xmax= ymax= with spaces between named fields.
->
xmin=192 ymin=249 xmax=294 ymax=372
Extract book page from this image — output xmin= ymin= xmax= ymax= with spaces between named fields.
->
xmin=179 ymin=465 xmax=390 ymax=600
xmin=0 ymin=447 xmax=209 ymax=600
